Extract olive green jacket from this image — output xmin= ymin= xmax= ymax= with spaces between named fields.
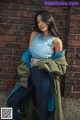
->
xmin=17 ymin=55 xmax=68 ymax=120
xmin=8 ymin=49 xmax=68 ymax=120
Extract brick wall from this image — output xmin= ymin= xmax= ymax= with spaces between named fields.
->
xmin=64 ymin=7 xmax=80 ymax=97
xmin=0 ymin=0 xmax=80 ymax=97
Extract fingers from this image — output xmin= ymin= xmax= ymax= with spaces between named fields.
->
xmin=21 ymin=82 xmax=28 ymax=88
xmin=31 ymin=59 xmax=37 ymax=65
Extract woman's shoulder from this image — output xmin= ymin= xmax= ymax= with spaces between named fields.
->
xmin=53 ymin=37 xmax=62 ymax=44
xmin=53 ymin=37 xmax=63 ymax=52
xmin=30 ymin=31 xmax=38 ymax=39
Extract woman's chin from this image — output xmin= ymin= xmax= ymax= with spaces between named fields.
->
xmin=40 ymin=29 xmax=47 ymax=33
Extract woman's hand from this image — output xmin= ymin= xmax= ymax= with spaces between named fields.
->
xmin=21 ymin=82 xmax=28 ymax=88
xmin=31 ymin=59 xmax=37 ymax=66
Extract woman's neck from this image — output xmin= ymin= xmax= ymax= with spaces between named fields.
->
xmin=42 ymin=31 xmax=51 ymax=38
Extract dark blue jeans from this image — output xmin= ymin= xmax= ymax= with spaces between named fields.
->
xmin=7 ymin=66 xmax=51 ymax=120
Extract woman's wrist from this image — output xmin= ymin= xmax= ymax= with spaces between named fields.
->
xmin=31 ymin=59 xmax=38 ymax=66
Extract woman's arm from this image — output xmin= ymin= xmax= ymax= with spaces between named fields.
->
xmin=28 ymin=31 xmax=38 ymax=48
xmin=53 ymin=38 xmax=63 ymax=53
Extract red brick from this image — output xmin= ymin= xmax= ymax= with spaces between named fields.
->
xmin=0 ymin=85 xmax=14 ymax=91
xmin=21 ymin=25 xmax=32 ymax=31
xmin=25 ymin=32 xmax=31 ymax=37
xmin=2 ymin=67 xmax=17 ymax=73
xmin=67 ymin=36 xmax=74 ymax=41
xmin=12 ymin=62 xmax=20 ymax=67
xmin=0 ymin=3 xmax=6 ymax=10
xmin=0 ymin=29 xmax=14 ymax=36
xmin=49 ymin=7 xmax=61 ymax=13
xmin=15 ymin=37 xmax=28 ymax=43
xmin=67 ymin=53 xmax=78 ymax=59
xmin=76 ymin=48 xmax=80 ymax=53
xmin=14 ymin=0 xmax=23 ymax=4
xmin=70 ymin=8 xmax=80 ymax=14
xmin=14 ymin=49 xmax=24 ymax=55
xmin=74 ymin=73 xmax=80 ymax=78
xmin=67 ymin=47 xmax=76 ymax=53
xmin=68 ymin=40 xmax=80 ymax=47
xmin=0 ymin=68 xmax=2 ymax=72
xmin=69 ymin=22 xmax=78 ymax=27
xmin=0 ymin=16 xmax=3 ymax=22
xmin=77 ymin=53 xmax=80 ymax=59
xmin=6 ymin=3 xmax=24 ymax=11
xmin=59 ymin=33 xmax=65 ymax=39
xmin=0 ymin=23 xmax=12 ymax=29
xmin=73 ymin=85 xmax=80 ymax=91
xmin=28 ymin=13 xmax=33 ymax=18
xmin=65 ymin=78 xmax=80 ymax=85
xmin=23 ymin=0 xmax=29 ymax=5
xmin=5 ymin=43 xmax=21 ymax=49
xmin=55 ymin=15 xmax=66 ymax=20
xmin=23 ymin=12 xmax=28 ymax=17
xmin=0 ymin=43 xmax=4 ymax=48
xmin=68 ymin=35 xmax=79 ymax=40
xmin=4 ymin=30 xmax=14 ymax=36
xmin=65 ymin=72 xmax=74 ymax=78
xmin=0 ymin=73 xmax=12 ymax=79
xmin=21 ymin=43 xmax=29 ymax=49
xmin=1 ymin=49 xmax=13 ymax=55
xmin=12 ymin=73 xmax=18 ymax=79
xmin=23 ymin=19 xmax=34 ymax=25
xmin=73 ymin=79 xmax=80 ymax=85
xmin=70 ymin=15 xmax=80 ymax=21
xmin=75 ymin=60 xmax=80 ymax=66
xmin=1 ymin=79 xmax=17 ymax=86
xmin=67 ymin=66 xmax=80 ymax=72
xmin=65 ymin=85 xmax=71 ymax=91
xmin=64 ymin=91 xmax=80 ymax=98
xmin=69 ymin=28 xmax=80 ymax=34
xmin=16 ymin=12 xmax=22 ymax=17
xmin=0 ymin=36 xmax=14 ymax=42
xmin=0 ymin=62 xmax=12 ymax=67
xmin=13 ymin=43 xmax=21 ymax=49
xmin=24 ymin=5 xmax=36 ymax=11
xmin=14 ymin=31 xmax=23 ymax=36
xmin=67 ymin=59 xmax=75 ymax=65
xmin=5 ymin=55 xmax=21 ymax=61
xmin=3 ymin=18 xmax=18 ymax=24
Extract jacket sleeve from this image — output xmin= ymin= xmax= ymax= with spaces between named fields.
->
xmin=35 ymin=56 xmax=68 ymax=76
xmin=17 ymin=60 xmax=30 ymax=86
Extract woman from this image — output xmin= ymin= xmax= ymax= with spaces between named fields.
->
xmin=7 ymin=10 xmax=67 ymax=120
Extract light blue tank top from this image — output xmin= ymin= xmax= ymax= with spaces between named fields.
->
xmin=29 ymin=33 xmax=55 ymax=59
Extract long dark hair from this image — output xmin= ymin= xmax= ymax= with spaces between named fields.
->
xmin=34 ymin=10 xmax=59 ymax=37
